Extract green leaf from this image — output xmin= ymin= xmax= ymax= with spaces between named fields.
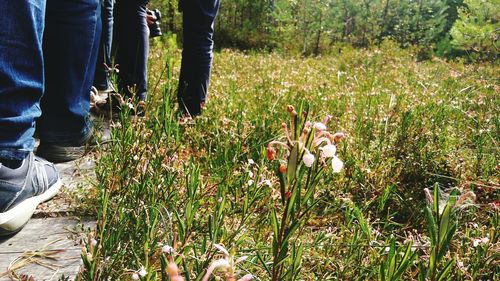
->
xmin=425 ymin=206 xmax=437 ymax=244
xmin=437 ymin=259 xmax=455 ymax=281
xmin=287 ymin=144 xmax=299 ymax=184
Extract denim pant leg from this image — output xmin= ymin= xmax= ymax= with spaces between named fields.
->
xmin=37 ymin=0 xmax=101 ymax=143
xmin=178 ymin=0 xmax=220 ymax=116
xmin=0 ymin=0 xmax=45 ymax=161
xmin=94 ymin=0 xmax=114 ymax=91
xmin=115 ymin=1 xmax=149 ymax=101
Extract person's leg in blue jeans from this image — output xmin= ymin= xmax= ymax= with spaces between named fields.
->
xmin=36 ymin=0 xmax=101 ymax=162
xmin=115 ymin=0 xmax=149 ymax=102
xmin=0 ymin=0 xmax=100 ymax=235
xmin=94 ymin=0 xmax=114 ymax=91
xmin=178 ymin=0 xmax=220 ymax=117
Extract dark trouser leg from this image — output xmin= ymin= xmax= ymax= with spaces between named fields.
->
xmin=94 ymin=0 xmax=114 ymax=91
xmin=37 ymin=0 xmax=101 ymax=144
xmin=0 ymin=0 xmax=45 ymax=161
xmin=115 ymin=1 xmax=149 ymax=101
xmin=178 ymin=0 xmax=220 ymax=116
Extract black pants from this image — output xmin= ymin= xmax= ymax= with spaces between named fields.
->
xmin=178 ymin=0 xmax=220 ymax=116
xmin=114 ymin=0 xmax=149 ymax=101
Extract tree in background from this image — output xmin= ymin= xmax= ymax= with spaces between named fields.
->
xmin=450 ymin=0 xmax=499 ymax=57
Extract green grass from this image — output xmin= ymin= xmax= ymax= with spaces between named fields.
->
xmin=78 ymin=40 xmax=499 ymax=280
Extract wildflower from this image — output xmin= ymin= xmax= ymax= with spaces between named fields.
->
xmin=481 ymin=237 xmax=490 ymax=244
xmin=331 ymin=156 xmax=344 ymax=173
xmin=132 ymin=273 xmax=139 ymax=280
xmin=321 ymin=144 xmax=336 ymax=157
xmin=285 ymin=190 xmax=292 ymax=200
xmin=279 ymin=163 xmax=287 ymax=173
xmin=263 ymin=179 xmax=272 ymax=187
xmin=91 ymin=238 xmax=97 ymax=247
xmin=303 ymin=153 xmax=315 ymax=167
xmin=217 ymin=197 xmax=223 ymax=203
xmin=313 ymin=122 xmax=327 ymax=131
xmin=248 ymin=171 xmax=254 ymax=178
xmin=202 ymin=259 xmax=231 ymax=281
xmin=247 ymin=179 xmax=254 ymax=186
xmin=332 ymin=132 xmax=345 ymax=143
xmin=266 ymin=146 xmax=276 ymax=161
xmin=162 ymin=244 xmax=174 ymax=254
xmin=133 ymin=155 xmax=139 ymax=161
xmin=248 ymin=159 xmax=255 ymax=165
xmin=138 ymin=266 xmax=147 ymax=277
xmin=472 ymin=239 xmax=480 ymax=247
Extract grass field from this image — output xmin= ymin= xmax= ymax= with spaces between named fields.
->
xmin=78 ymin=41 xmax=499 ymax=280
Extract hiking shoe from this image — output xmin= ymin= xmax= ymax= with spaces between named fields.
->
xmin=36 ymin=130 xmax=93 ymax=163
xmin=0 ymin=153 xmax=61 ymax=236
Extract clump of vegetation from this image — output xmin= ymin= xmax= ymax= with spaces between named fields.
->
xmin=78 ymin=41 xmax=499 ymax=280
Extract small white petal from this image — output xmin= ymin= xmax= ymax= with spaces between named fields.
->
xmin=91 ymin=239 xmax=98 ymax=247
xmin=162 ymin=245 xmax=174 ymax=254
xmin=331 ymin=157 xmax=344 ymax=173
xmin=247 ymin=179 xmax=254 ymax=186
xmin=248 ymin=159 xmax=255 ymax=165
xmin=303 ymin=153 xmax=315 ymax=167
xmin=313 ymin=122 xmax=327 ymax=131
xmin=214 ymin=244 xmax=229 ymax=256
xmin=132 ymin=273 xmax=140 ymax=280
xmin=264 ymin=179 xmax=272 ymax=187
xmin=321 ymin=144 xmax=336 ymax=157
xmin=138 ymin=267 xmax=147 ymax=277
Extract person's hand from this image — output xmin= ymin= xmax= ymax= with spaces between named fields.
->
xmin=146 ymin=12 xmax=156 ymax=26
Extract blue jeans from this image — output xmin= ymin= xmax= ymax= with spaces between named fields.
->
xmin=0 ymin=0 xmax=101 ymax=161
xmin=178 ymin=0 xmax=220 ymax=116
xmin=94 ymin=0 xmax=114 ymax=91
xmin=114 ymin=1 xmax=149 ymax=101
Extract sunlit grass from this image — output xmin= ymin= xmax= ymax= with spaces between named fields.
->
xmin=78 ymin=40 xmax=499 ymax=280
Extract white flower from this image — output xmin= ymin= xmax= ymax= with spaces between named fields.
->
xmin=313 ymin=122 xmax=327 ymax=131
xmin=472 ymin=239 xmax=481 ymax=247
xmin=248 ymin=159 xmax=255 ymax=165
xmin=132 ymin=273 xmax=139 ymax=280
xmin=331 ymin=156 xmax=344 ymax=173
xmin=321 ymin=144 xmax=336 ymax=157
xmin=263 ymin=179 xmax=272 ymax=187
xmin=162 ymin=244 xmax=174 ymax=254
xmin=247 ymin=179 xmax=254 ymax=186
xmin=138 ymin=266 xmax=147 ymax=277
xmin=481 ymin=237 xmax=490 ymax=244
xmin=303 ymin=153 xmax=315 ymax=167
xmin=248 ymin=171 xmax=254 ymax=178
xmin=91 ymin=239 xmax=97 ymax=247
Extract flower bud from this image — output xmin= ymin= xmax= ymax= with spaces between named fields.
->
xmin=266 ymin=146 xmax=276 ymax=161
xmin=167 ymin=262 xmax=180 ymax=277
xmin=333 ymin=132 xmax=346 ymax=143
xmin=279 ymin=163 xmax=287 ymax=173
xmin=285 ymin=190 xmax=292 ymax=200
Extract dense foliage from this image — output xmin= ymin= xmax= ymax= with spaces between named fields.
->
xmin=150 ymin=0 xmax=498 ymax=58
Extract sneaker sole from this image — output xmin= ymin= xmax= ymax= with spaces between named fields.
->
xmin=0 ymin=179 xmax=62 ymax=236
